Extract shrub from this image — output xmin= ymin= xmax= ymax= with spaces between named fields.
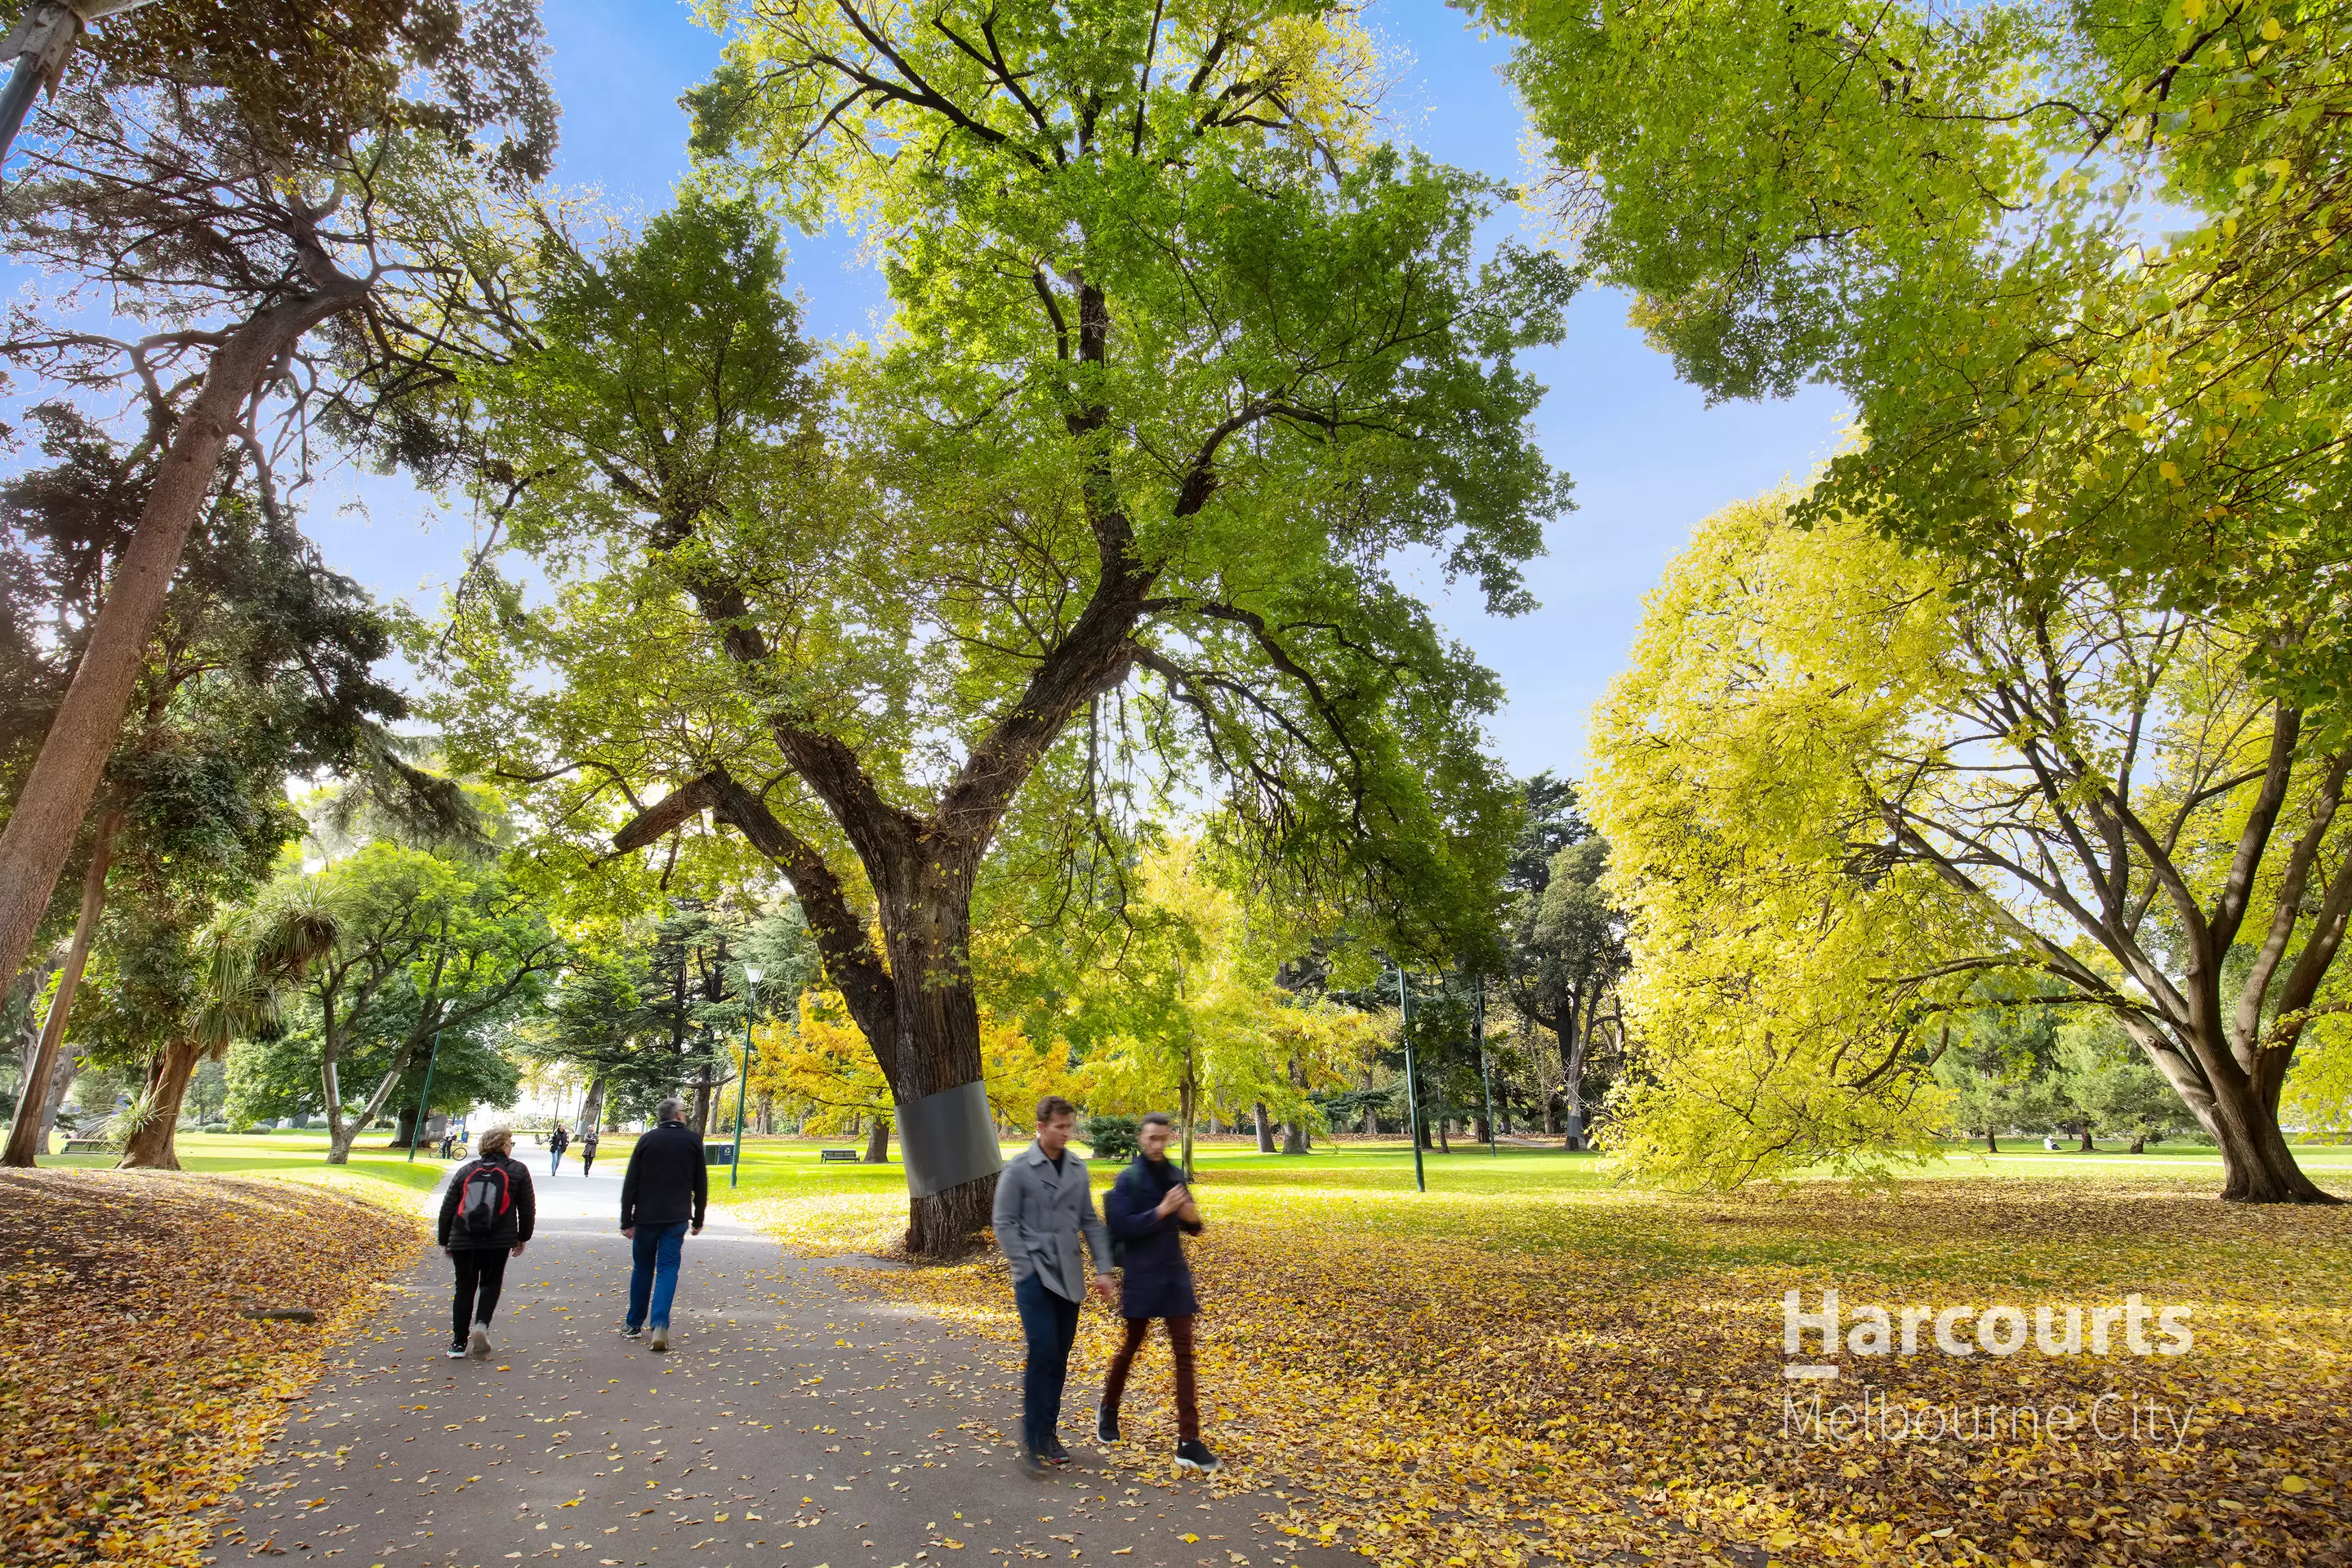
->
xmin=1080 ymin=1114 xmax=1139 ymax=1162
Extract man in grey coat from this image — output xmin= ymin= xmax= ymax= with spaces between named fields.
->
xmin=992 ymin=1094 xmax=1114 ymax=1477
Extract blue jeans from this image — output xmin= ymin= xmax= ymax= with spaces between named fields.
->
xmin=550 ymin=1150 xmax=565 ymax=1175
xmin=626 ymin=1221 xmax=691 ymax=1330
xmin=1013 ymin=1272 xmax=1081 ymax=1454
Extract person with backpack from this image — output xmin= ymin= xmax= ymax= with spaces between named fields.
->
xmin=435 ymin=1123 xmax=536 ymax=1361
xmin=549 ymin=1122 xmax=571 ymax=1175
xmin=1097 ymin=1111 xmax=1218 ymax=1472
xmin=578 ymin=1125 xmax=601 ymax=1177
xmin=618 ymin=1098 xmax=706 ymax=1352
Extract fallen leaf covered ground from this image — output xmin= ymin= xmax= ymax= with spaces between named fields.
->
xmin=0 ymin=1169 xmax=424 ymax=1566
xmin=729 ymin=1158 xmax=2352 ymax=1568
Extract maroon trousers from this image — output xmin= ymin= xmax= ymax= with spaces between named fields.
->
xmin=1100 ymin=1315 xmax=1199 ymax=1441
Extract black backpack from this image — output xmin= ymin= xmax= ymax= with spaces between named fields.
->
xmin=461 ymin=1161 xmax=512 ymax=1236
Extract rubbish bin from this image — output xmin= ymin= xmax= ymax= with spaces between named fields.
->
xmin=704 ymin=1141 xmax=735 ymax=1166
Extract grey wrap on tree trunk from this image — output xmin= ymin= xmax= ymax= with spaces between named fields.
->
xmin=896 ymin=1080 xmax=1003 ymax=1198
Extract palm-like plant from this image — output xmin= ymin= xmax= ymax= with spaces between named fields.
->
xmin=117 ymin=886 xmax=340 ymax=1169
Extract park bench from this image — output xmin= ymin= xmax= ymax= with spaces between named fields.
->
xmin=819 ymin=1149 xmax=861 ymax=1162
xmin=60 ymin=1138 xmax=114 ymax=1154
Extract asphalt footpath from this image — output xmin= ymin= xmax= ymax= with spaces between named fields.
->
xmin=201 ymin=1160 xmax=1352 ymax=1568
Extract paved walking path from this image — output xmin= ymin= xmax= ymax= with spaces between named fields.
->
xmin=204 ymin=1165 xmax=1348 ymax=1568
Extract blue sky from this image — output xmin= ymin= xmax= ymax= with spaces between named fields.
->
xmin=314 ymin=0 xmax=1846 ymax=779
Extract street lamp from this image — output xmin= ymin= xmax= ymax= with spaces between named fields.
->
xmin=729 ymin=964 xmax=762 ymax=1187
xmin=1475 ymin=972 xmax=1498 ymax=1156
xmin=0 ymin=1 xmax=154 ymax=170
xmin=1395 ymin=963 xmax=1425 ymax=1194
xmin=406 ymin=1030 xmax=443 ymax=1163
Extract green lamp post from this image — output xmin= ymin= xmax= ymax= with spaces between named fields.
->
xmin=1396 ymin=963 xmax=1425 ymax=1194
xmin=728 ymin=964 xmax=762 ymax=1187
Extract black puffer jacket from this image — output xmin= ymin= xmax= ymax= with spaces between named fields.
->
xmin=438 ymin=1153 xmax=537 ymax=1251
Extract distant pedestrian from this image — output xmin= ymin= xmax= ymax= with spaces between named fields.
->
xmin=1098 ymin=1111 xmax=1218 ymax=1471
xmin=619 ymin=1098 xmax=706 ymax=1352
xmin=436 ymin=1124 xmax=535 ymax=1361
xmin=549 ymin=1123 xmax=571 ymax=1175
xmin=438 ymin=1128 xmax=455 ymax=1160
xmin=579 ymin=1127 xmax=601 ymax=1177
xmin=991 ymin=1094 xmax=1114 ymax=1478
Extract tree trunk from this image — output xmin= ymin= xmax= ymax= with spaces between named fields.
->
xmin=38 ymin=1048 xmax=78 ymax=1147
xmin=326 ymin=1044 xmax=417 ymax=1166
xmin=2 ymin=809 xmax=120 ymax=1167
xmin=1253 ymin=1101 xmax=1274 ymax=1153
xmin=581 ymin=1074 xmax=608 ymax=1137
xmin=1281 ymin=1119 xmax=1307 ymax=1156
xmin=1435 ymin=1118 xmax=1450 ymax=1154
xmin=864 ymin=1112 xmax=891 ymax=1164
xmin=117 ymin=1036 xmax=201 ymax=1169
xmin=0 ymin=282 xmax=368 ymax=1001
xmin=1985 ymin=1129 xmax=2000 ymax=1154
xmin=1472 ymin=1113 xmax=1490 ymax=1145
xmin=2128 ymin=1134 xmax=2146 ymax=1154
xmin=1543 ymin=1094 xmax=1560 ymax=1136
xmin=1178 ymin=1042 xmax=1198 ymax=1174
xmin=2077 ymin=1125 xmax=2096 ymax=1153
xmin=880 ymin=883 xmax=1004 ymax=1259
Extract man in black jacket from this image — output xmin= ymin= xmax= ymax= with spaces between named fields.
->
xmin=436 ymin=1123 xmax=536 ymax=1361
xmin=619 ymin=1098 xmax=707 ymax=1352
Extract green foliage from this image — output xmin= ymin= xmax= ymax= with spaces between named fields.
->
xmin=1486 ymin=0 xmax=2352 ymax=708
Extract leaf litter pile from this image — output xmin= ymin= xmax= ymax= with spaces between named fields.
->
xmin=736 ymin=1165 xmax=2352 ymax=1567
xmin=0 ymin=1169 xmax=421 ymax=1566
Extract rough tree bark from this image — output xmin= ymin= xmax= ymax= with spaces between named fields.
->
xmin=864 ymin=1113 xmax=891 ymax=1164
xmin=118 ymin=1037 xmax=201 ymax=1169
xmin=2 ymin=808 xmax=121 ymax=1167
xmin=1253 ymin=1102 xmax=1274 ymax=1153
xmin=0 ymin=281 xmax=367 ymax=1003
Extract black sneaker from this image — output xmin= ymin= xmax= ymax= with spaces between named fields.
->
xmin=620 ymin=1324 xmax=644 ymax=1339
xmin=1095 ymin=1405 xmax=1120 ymax=1444
xmin=1044 ymin=1436 xmax=1072 ymax=1466
xmin=1174 ymin=1440 xmax=1221 ymax=1473
xmin=444 ymin=1342 xmax=467 ymax=1360
xmin=1018 ymin=1449 xmax=1052 ymax=1480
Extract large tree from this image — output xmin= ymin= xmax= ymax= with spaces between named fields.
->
xmin=1592 ymin=489 xmax=2346 ymax=1200
xmin=1498 ymin=776 xmax=1625 ymax=1146
xmin=0 ymin=0 xmax=554 ymax=1007
xmin=0 ymin=419 xmax=433 ymax=1166
xmin=259 ymin=841 xmax=560 ymax=1165
xmin=412 ymin=0 xmax=1566 ymax=1254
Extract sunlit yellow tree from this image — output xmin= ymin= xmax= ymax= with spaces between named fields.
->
xmin=1063 ymin=840 xmax=1379 ymax=1167
xmin=1593 ymin=488 xmax=2349 ymax=1200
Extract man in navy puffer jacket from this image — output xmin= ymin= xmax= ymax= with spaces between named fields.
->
xmin=1097 ymin=1112 xmax=1219 ymax=1472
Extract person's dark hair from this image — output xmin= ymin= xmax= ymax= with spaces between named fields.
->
xmin=1036 ymin=1094 xmax=1077 ymax=1125
xmin=1140 ymin=1111 xmax=1174 ymax=1131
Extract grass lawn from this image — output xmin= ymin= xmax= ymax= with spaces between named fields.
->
xmin=38 ymin=1129 xmax=475 ymax=1212
xmin=724 ymin=1134 xmax=2352 ymax=1568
